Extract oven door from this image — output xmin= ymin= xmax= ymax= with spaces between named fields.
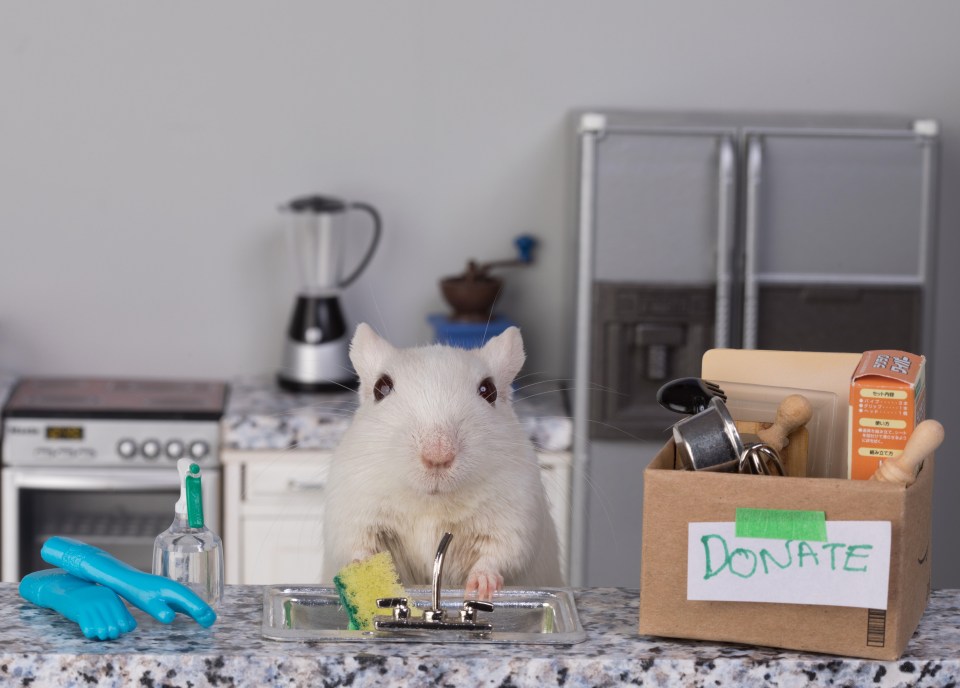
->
xmin=1 ymin=466 xmax=220 ymax=583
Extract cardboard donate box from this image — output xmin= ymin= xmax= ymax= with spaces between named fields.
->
xmin=639 ymin=422 xmax=934 ymax=658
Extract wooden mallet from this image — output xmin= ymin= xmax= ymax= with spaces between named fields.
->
xmin=871 ymin=419 xmax=945 ymax=487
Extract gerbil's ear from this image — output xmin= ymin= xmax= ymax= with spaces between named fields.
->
xmin=478 ymin=326 xmax=525 ymax=385
xmin=349 ymin=323 xmax=396 ymax=381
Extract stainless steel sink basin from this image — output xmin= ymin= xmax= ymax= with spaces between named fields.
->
xmin=261 ymin=585 xmax=586 ymax=644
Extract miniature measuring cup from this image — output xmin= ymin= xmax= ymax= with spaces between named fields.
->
xmin=672 ymin=397 xmax=745 ymax=472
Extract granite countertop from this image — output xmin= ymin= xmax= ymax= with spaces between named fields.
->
xmin=4 ymin=585 xmax=959 ymax=687
xmin=222 ymin=376 xmax=573 ymax=453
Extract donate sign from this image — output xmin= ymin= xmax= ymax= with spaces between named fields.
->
xmin=687 ymin=521 xmax=892 ymax=609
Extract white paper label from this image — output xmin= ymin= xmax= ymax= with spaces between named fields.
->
xmin=687 ymin=521 xmax=891 ymax=609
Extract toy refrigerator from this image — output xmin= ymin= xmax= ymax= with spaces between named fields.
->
xmin=570 ymin=111 xmax=939 ymax=586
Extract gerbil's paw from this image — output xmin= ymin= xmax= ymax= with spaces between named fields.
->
xmin=351 ymin=547 xmax=377 ymax=564
xmin=465 ymin=570 xmax=504 ymax=601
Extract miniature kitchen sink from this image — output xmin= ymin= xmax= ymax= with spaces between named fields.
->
xmin=261 ymin=585 xmax=586 ymax=644
xmin=264 ymin=534 xmax=586 ymax=644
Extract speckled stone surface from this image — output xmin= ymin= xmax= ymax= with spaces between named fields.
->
xmin=222 ymin=376 xmax=573 ymax=452
xmin=3 ymin=585 xmax=959 ymax=687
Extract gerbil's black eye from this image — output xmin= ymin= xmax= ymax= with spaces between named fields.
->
xmin=478 ymin=377 xmax=497 ymax=405
xmin=373 ymin=374 xmax=394 ymax=402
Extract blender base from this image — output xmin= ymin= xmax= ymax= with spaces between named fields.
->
xmin=277 ymin=332 xmax=357 ymax=394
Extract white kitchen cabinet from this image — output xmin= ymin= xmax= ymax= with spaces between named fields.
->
xmin=222 ymin=450 xmax=329 ymax=585
xmin=222 ymin=449 xmax=573 ymax=585
xmin=538 ymin=452 xmax=572 ymax=574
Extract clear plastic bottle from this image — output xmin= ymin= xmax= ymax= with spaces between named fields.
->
xmin=152 ymin=458 xmax=224 ymax=609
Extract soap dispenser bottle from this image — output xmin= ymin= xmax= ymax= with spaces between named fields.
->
xmin=153 ymin=458 xmax=224 ymax=609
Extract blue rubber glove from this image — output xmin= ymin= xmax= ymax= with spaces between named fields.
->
xmin=20 ymin=568 xmax=137 ymax=640
xmin=40 ymin=537 xmax=216 ymax=628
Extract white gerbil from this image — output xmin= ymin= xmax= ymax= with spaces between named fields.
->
xmin=322 ymin=323 xmax=563 ymax=598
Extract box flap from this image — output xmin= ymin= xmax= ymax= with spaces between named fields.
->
xmin=853 ymin=350 xmax=924 ymax=386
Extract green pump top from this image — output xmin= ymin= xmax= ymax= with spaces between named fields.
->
xmin=175 ymin=458 xmax=204 ymax=529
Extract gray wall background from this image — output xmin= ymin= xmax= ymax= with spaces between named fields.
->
xmin=1 ymin=1 xmax=957 ymax=586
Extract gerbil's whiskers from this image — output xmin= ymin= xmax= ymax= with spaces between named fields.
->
xmin=364 ymin=280 xmax=391 ymax=344
xmin=482 ymin=280 xmax=506 ymax=343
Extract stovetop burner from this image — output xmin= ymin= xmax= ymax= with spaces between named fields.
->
xmin=3 ymin=377 xmax=228 ymax=421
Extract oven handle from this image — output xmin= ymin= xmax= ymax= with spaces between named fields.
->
xmin=4 ymin=469 xmax=210 ymax=491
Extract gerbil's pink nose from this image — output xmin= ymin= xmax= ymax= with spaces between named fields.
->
xmin=420 ymin=437 xmax=457 ymax=469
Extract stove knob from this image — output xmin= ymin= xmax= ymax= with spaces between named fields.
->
xmin=165 ymin=440 xmax=185 ymax=460
xmin=117 ymin=439 xmax=138 ymax=459
xmin=141 ymin=439 xmax=162 ymax=460
xmin=188 ymin=440 xmax=210 ymax=461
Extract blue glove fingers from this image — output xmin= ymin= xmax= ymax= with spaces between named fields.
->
xmin=20 ymin=568 xmax=138 ymax=640
xmin=82 ymin=607 xmax=114 ymax=641
xmin=76 ymin=609 xmax=95 ymax=639
xmin=89 ymin=584 xmax=136 ymax=638
xmin=105 ymin=617 xmax=123 ymax=641
xmin=140 ymin=597 xmax=176 ymax=624
xmin=112 ymin=596 xmax=138 ymax=634
xmin=160 ymin=584 xmax=216 ymax=627
xmin=135 ymin=580 xmax=215 ymax=627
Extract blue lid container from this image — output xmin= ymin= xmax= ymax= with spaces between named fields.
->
xmin=428 ymin=314 xmax=516 ymax=349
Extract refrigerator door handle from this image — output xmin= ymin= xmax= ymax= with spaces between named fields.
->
xmin=715 ymin=136 xmax=736 ymax=348
xmin=569 ymin=120 xmax=602 ymax=587
xmin=743 ymin=135 xmax=764 ymax=349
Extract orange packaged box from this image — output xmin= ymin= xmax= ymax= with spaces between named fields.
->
xmin=849 ymin=350 xmax=926 ymax=480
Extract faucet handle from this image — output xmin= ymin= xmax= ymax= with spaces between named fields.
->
xmin=459 ymin=599 xmax=495 ymax=622
xmin=376 ymin=597 xmax=411 ymax=620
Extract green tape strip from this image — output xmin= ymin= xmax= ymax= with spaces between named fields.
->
xmin=735 ymin=508 xmax=827 ymax=541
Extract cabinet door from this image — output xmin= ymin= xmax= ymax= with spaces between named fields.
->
xmin=744 ymin=130 xmax=936 ymax=353
xmin=222 ymin=451 xmax=330 ymax=584
xmin=242 ymin=516 xmax=325 ymax=584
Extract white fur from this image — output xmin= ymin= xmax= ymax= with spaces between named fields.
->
xmin=322 ymin=323 xmax=563 ymax=595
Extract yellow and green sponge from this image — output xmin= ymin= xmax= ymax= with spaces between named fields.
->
xmin=333 ymin=551 xmax=420 ymax=630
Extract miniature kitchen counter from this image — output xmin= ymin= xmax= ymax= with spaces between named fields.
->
xmin=222 ymin=375 xmax=574 ymax=451
xmin=4 ymin=585 xmax=959 ymax=687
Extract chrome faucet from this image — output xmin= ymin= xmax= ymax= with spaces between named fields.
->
xmin=374 ymin=532 xmax=494 ymax=633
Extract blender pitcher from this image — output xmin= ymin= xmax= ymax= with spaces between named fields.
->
xmin=277 ymin=194 xmax=382 ymax=392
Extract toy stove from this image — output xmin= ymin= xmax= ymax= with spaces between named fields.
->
xmin=1 ymin=377 xmax=227 ymax=467
xmin=0 ymin=377 xmax=228 ymax=581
